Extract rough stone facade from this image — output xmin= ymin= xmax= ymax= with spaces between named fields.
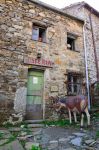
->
xmin=63 ymin=2 xmax=99 ymax=83
xmin=0 ymin=0 xmax=85 ymax=120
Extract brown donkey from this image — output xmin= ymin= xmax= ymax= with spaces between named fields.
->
xmin=53 ymin=95 xmax=90 ymax=127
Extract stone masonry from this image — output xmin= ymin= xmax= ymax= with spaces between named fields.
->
xmin=0 ymin=0 xmax=85 ymax=121
xmin=63 ymin=1 xmax=99 ymax=83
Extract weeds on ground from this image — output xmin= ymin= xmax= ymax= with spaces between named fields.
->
xmin=93 ymin=112 xmax=99 ymax=118
xmin=29 ymin=145 xmax=42 ymax=150
xmin=43 ymin=119 xmax=80 ymax=128
xmin=0 ymin=132 xmax=4 ymax=139
xmin=3 ymin=121 xmax=28 ymax=129
xmin=0 ymin=135 xmax=16 ymax=147
xmin=96 ymin=130 xmax=99 ymax=139
xmin=19 ymin=140 xmax=26 ymax=148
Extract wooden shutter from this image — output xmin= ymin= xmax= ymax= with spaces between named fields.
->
xmin=42 ymin=30 xmax=46 ymax=42
xmin=32 ymin=27 xmax=39 ymax=41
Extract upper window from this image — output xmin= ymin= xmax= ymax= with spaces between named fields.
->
xmin=67 ymin=33 xmax=76 ymax=51
xmin=32 ymin=24 xmax=46 ymax=42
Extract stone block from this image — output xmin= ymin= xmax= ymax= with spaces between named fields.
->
xmin=29 ymin=9 xmax=35 ymax=13
xmin=39 ymin=12 xmax=45 ymax=17
xmin=48 ymin=140 xmax=58 ymax=149
xmin=0 ymin=140 xmax=24 ymax=150
xmin=28 ymin=124 xmax=44 ymax=128
xmin=70 ymin=137 xmax=82 ymax=147
xmin=59 ymin=138 xmax=69 ymax=143
xmin=14 ymin=87 xmax=27 ymax=114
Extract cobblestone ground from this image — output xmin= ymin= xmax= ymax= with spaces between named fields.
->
xmin=26 ymin=118 xmax=99 ymax=150
xmin=0 ymin=118 xmax=99 ymax=150
xmin=39 ymin=126 xmax=99 ymax=150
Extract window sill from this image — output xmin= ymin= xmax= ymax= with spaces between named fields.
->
xmin=67 ymin=49 xmax=80 ymax=53
xmin=32 ymin=39 xmax=47 ymax=44
xmin=67 ymin=93 xmax=78 ymax=96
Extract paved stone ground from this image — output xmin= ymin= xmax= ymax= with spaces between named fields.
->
xmin=24 ymin=119 xmax=99 ymax=150
xmin=0 ymin=118 xmax=99 ymax=150
xmin=0 ymin=129 xmax=24 ymax=150
xmin=0 ymin=140 xmax=24 ymax=150
xmin=39 ymin=126 xmax=99 ymax=150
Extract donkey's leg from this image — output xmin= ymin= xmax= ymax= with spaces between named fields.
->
xmin=73 ymin=111 xmax=77 ymax=123
xmin=85 ymin=107 xmax=90 ymax=125
xmin=68 ymin=109 xmax=72 ymax=124
xmin=81 ymin=113 xmax=84 ymax=127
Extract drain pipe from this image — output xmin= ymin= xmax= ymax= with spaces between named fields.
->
xmin=83 ymin=21 xmax=90 ymax=109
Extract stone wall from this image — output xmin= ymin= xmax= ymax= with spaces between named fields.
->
xmin=0 ymin=0 xmax=85 ymax=120
xmin=63 ymin=3 xmax=99 ymax=83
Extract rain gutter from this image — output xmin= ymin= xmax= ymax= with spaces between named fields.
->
xmin=83 ymin=22 xmax=90 ymax=109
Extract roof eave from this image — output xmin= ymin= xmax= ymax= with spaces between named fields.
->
xmin=84 ymin=3 xmax=99 ymax=17
xmin=28 ymin=0 xmax=84 ymax=23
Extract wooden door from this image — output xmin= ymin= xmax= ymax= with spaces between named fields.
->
xmin=26 ymin=70 xmax=44 ymax=120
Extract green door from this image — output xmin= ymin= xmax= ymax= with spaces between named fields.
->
xmin=26 ymin=69 xmax=44 ymax=120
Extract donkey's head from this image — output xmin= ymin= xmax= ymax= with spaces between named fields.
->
xmin=53 ymin=96 xmax=67 ymax=112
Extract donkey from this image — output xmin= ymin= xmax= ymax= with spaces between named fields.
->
xmin=53 ymin=95 xmax=90 ymax=127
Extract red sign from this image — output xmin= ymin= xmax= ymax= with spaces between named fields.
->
xmin=24 ymin=57 xmax=54 ymax=68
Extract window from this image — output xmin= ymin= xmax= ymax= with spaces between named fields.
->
xmin=67 ymin=33 xmax=76 ymax=50
xmin=32 ymin=24 xmax=46 ymax=42
xmin=67 ymin=73 xmax=82 ymax=95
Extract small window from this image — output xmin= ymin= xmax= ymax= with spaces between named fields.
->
xmin=32 ymin=24 xmax=46 ymax=42
xmin=67 ymin=34 xmax=76 ymax=50
xmin=67 ymin=73 xmax=82 ymax=95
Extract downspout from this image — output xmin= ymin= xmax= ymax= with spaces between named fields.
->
xmin=83 ymin=22 xmax=91 ymax=109
xmin=89 ymin=9 xmax=99 ymax=81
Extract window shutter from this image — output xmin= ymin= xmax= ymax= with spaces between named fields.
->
xmin=42 ymin=30 xmax=46 ymax=42
xmin=32 ymin=27 xmax=39 ymax=40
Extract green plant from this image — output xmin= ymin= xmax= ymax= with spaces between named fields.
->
xmin=96 ymin=130 xmax=99 ymax=139
xmin=96 ymin=83 xmax=99 ymax=90
xmin=0 ymin=135 xmax=16 ymax=146
xmin=43 ymin=119 xmax=80 ymax=128
xmin=30 ymin=145 xmax=42 ymax=150
xmin=3 ymin=122 xmax=14 ymax=128
xmin=0 ymin=132 xmax=4 ymax=139
xmin=19 ymin=140 xmax=26 ymax=148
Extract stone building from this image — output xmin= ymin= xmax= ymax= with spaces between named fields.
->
xmin=63 ymin=1 xmax=99 ymax=84
xmin=0 ymin=0 xmax=85 ymax=121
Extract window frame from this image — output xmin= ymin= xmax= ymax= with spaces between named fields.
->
xmin=66 ymin=73 xmax=82 ymax=96
xmin=67 ymin=33 xmax=77 ymax=51
xmin=32 ymin=24 xmax=46 ymax=43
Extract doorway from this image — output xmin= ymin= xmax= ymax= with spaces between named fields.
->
xmin=26 ymin=69 xmax=44 ymax=120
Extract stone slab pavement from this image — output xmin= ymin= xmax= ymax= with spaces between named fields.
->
xmin=0 ymin=140 xmax=24 ymax=150
xmin=0 ymin=129 xmax=24 ymax=150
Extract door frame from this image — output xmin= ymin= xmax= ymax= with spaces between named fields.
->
xmin=27 ymin=68 xmax=45 ymax=120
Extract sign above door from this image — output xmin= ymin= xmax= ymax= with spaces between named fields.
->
xmin=24 ymin=57 xmax=54 ymax=68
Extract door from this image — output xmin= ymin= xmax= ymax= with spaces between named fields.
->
xmin=26 ymin=69 xmax=44 ymax=120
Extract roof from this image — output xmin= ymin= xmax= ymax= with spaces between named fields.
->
xmin=28 ymin=0 xmax=84 ymax=23
xmin=63 ymin=1 xmax=99 ymax=17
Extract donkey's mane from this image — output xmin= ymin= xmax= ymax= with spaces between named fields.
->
xmin=59 ymin=95 xmax=87 ymax=104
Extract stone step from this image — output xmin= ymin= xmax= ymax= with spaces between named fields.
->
xmin=9 ymin=127 xmax=21 ymax=132
xmin=28 ymin=123 xmax=44 ymax=128
xmin=25 ymin=120 xmax=43 ymax=124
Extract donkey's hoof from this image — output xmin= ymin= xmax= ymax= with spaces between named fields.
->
xmin=80 ymin=125 xmax=84 ymax=129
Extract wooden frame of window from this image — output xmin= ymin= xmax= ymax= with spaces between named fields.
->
xmin=67 ymin=33 xmax=77 ymax=51
xmin=65 ymin=72 xmax=83 ymax=96
xmin=32 ymin=24 xmax=46 ymax=43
